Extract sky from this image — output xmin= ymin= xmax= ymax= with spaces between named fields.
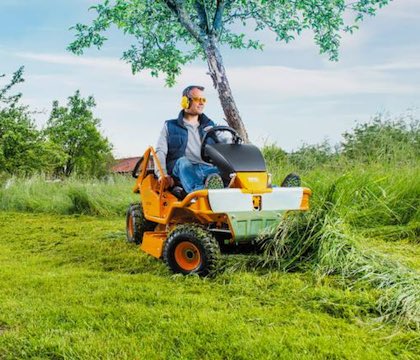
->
xmin=1 ymin=0 xmax=419 ymax=158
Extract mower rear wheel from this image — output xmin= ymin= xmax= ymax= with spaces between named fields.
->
xmin=163 ymin=224 xmax=221 ymax=276
xmin=281 ymin=173 xmax=301 ymax=187
xmin=125 ymin=203 xmax=156 ymax=245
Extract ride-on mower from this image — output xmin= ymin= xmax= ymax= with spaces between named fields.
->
xmin=126 ymin=126 xmax=311 ymax=276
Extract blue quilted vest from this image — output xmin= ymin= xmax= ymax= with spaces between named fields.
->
xmin=166 ymin=110 xmax=215 ymax=175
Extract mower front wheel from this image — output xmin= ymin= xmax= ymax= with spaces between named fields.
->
xmin=126 ymin=203 xmax=156 ymax=245
xmin=163 ymin=224 xmax=221 ymax=276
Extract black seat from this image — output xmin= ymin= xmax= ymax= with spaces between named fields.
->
xmin=204 ymin=143 xmax=266 ymax=180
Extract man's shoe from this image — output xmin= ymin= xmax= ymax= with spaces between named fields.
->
xmin=171 ymin=186 xmax=187 ymax=199
xmin=205 ymin=173 xmax=224 ymax=189
xmin=281 ymin=173 xmax=301 ymax=187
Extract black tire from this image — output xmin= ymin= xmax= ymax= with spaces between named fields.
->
xmin=125 ymin=203 xmax=156 ymax=244
xmin=281 ymin=173 xmax=301 ymax=187
xmin=163 ymin=224 xmax=221 ymax=276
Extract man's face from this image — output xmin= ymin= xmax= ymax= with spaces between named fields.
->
xmin=185 ymin=88 xmax=206 ymax=115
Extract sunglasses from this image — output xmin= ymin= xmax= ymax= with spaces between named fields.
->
xmin=190 ymin=97 xmax=207 ymax=104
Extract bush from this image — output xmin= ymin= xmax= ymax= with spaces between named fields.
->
xmin=261 ymin=143 xmax=287 ymax=168
xmin=287 ymin=141 xmax=336 ymax=171
xmin=341 ymin=113 xmax=419 ymax=164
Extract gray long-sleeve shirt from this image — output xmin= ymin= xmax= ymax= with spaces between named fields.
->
xmin=155 ymin=119 xmax=210 ymax=177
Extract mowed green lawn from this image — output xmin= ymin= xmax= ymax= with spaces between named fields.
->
xmin=0 ymin=212 xmax=418 ymax=359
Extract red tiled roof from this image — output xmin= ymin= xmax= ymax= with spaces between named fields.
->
xmin=112 ymin=157 xmax=141 ymax=173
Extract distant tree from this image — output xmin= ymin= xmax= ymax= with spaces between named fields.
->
xmin=69 ymin=0 xmax=391 ymax=142
xmin=0 ymin=66 xmax=24 ymax=108
xmin=45 ymin=91 xmax=113 ymax=177
xmin=0 ymin=67 xmax=66 ymax=175
xmin=0 ymin=109 xmax=66 ymax=175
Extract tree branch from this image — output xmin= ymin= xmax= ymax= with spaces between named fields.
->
xmin=213 ymin=0 xmax=225 ymax=32
xmin=195 ymin=1 xmax=209 ymax=34
xmin=164 ymin=0 xmax=205 ymax=44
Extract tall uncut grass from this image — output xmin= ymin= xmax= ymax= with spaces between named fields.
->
xmin=257 ymin=181 xmax=419 ymax=329
xmin=0 ymin=174 xmax=137 ymax=216
xmin=256 ymin=114 xmax=420 ymax=327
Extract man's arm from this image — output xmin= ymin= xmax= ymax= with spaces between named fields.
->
xmin=155 ymin=123 xmax=174 ymax=188
xmin=205 ymin=121 xmax=231 ymax=143
xmin=155 ymin=123 xmax=169 ymax=178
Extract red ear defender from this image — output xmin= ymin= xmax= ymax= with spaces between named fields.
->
xmin=180 ymin=96 xmax=190 ymax=109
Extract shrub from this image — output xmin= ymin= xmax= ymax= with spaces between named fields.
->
xmin=341 ymin=113 xmax=419 ymax=164
xmin=287 ymin=141 xmax=336 ymax=171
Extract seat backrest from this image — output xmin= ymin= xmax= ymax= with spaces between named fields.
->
xmin=205 ymin=143 xmax=266 ymax=176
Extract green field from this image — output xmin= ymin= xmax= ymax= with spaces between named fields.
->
xmin=1 ymin=118 xmax=419 ymax=358
xmin=0 ymin=211 xmax=419 ymax=359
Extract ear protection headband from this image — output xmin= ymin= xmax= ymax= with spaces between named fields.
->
xmin=180 ymin=85 xmax=205 ymax=109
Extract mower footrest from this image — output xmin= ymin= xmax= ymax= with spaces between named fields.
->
xmin=141 ymin=231 xmax=167 ymax=259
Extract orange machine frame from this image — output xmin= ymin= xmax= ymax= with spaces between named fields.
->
xmin=133 ymin=147 xmax=311 ymax=259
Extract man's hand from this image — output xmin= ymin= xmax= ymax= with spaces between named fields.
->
xmin=158 ymin=175 xmax=174 ymax=189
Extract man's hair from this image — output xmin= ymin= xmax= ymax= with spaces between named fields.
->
xmin=182 ymin=85 xmax=205 ymax=98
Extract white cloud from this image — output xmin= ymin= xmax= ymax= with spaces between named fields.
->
xmin=372 ymin=60 xmax=420 ymax=71
xmin=16 ymin=52 xmax=130 ymax=73
xmin=177 ymin=63 xmax=418 ymax=99
xmin=18 ymin=50 xmax=420 ymax=101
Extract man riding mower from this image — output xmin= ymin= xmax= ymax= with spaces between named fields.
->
xmin=126 ymin=126 xmax=311 ymax=276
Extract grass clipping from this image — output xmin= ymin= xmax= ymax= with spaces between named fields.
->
xmin=257 ymin=188 xmax=420 ymax=329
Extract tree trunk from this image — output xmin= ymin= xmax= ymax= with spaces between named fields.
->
xmin=204 ymin=37 xmax=250 ymax=143
xmin=65 ymin=158 xmax=74 ymax=177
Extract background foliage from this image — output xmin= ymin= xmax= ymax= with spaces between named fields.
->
xmin=0 ymin=68 xmax=113 ymax=177
xmin=1 ymin=70 xmax=419 ymax=357
xmin=0 ymin=112 xmax=418 ymax=356
xmin=45 ymin=90 xmax=113 ymax=177
xmin=69 ymin=0 xmax=391 ymax=85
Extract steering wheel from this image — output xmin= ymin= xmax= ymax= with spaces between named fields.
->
xmin=200 ymin=126 xmax=242 ymax=163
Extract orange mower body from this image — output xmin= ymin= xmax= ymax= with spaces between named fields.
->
xmin=126 ymin=127 xmax=311 ymax=276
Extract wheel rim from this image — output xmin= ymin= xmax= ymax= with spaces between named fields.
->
xmin=174 ymin=241 xmax=201 ymax=271
xmin=128 ymin=213 xmax=134 ymax=237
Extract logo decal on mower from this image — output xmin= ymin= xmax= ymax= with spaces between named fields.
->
xmin=248 ymin=177 xmax=259 ymax=182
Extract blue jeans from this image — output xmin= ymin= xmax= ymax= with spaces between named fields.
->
xmin=172 ymin=156 xmax=219 ymax=193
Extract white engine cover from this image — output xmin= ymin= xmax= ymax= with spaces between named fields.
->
xmin=207 ymin=188 xmax=304 ymax=213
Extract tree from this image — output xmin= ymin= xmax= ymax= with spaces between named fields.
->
xmin=0 ymin=66 xmax=24 ymax=108
xmin=0 ymin=67 xmax=66 ymax=175
xmin=69 ymin=0 xmax=391 ymax=142
xmin=0 ymin=109 xmax=66 ymax=175
xmin=45 ymin=91 xmax=113 ymax=177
